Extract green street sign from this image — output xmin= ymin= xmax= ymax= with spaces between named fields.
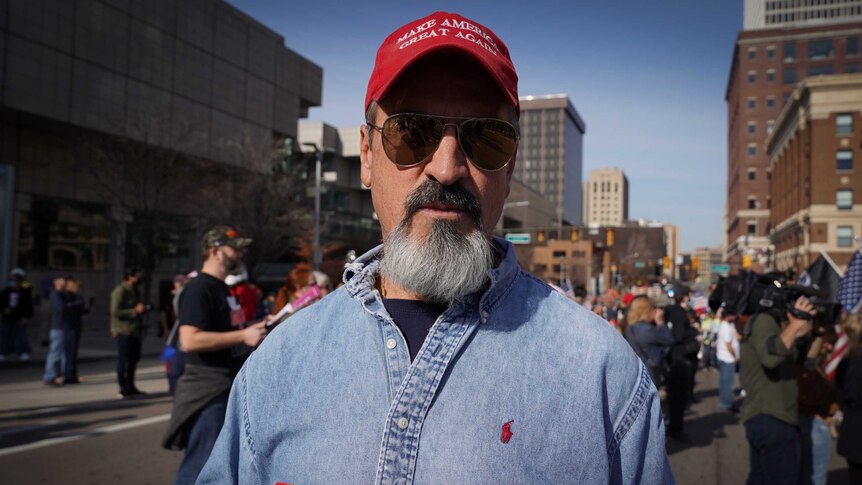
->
xmin=505 ymin=233 xmax=531 ymax=244
xmin=634 ymin=261 xmax=646 ymax=269
xmin=711 ymin=263 xmax=731 ymax=274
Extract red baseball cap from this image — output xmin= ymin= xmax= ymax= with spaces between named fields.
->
xmin=365 ymin=12 xmax=519 ymax=115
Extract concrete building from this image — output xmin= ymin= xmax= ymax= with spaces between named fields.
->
xmin=744 ymin=0 xmax=862 ymax=31
xmin=767 ymin=74 xmax=862 ymax=273
xmin=1 ymin=0 xmax=321 ymax=306
xmin=513 ymin=239 xmax=593 ymax=289
xmin=725 ymin=13 xmax=862 ymax=264
xmin=691 ymin=246 xmax=726 ymax=283
xmin=583 ymin=168 xmax=629 ymax=227
xmin=515 ymin=94 xmax=586 ymax=227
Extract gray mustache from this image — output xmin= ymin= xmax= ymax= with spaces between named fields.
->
xmin=404 ymin=180 xmax=483 ymax=225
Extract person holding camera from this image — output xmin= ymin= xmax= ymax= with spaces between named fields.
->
xmin=110 ymin=268 xmax=147 ymax=399
xmin=740 ymin=295 xmax=815 ymax=485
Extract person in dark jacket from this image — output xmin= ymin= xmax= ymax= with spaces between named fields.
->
xmin=61 ymin=277 xmax=89 ymax=384
xmin=624 ymin=295 xmax=673 ymax=388
xmin=836 ymin=313 xmax=862 ymax=484
xmin=664 ymin=283 xmax=699 ymax=441
xmin=42 ymin=275 xmax=67 ymax=385
xmin=0 ymin=268 xmax=35 ymax=360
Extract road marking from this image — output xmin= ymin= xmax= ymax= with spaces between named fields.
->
xmin=0 ymin=413 xmax=170 ymax=457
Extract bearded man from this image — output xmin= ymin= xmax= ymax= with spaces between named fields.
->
xmin=200 ymin=12 xmax=673 ymax=485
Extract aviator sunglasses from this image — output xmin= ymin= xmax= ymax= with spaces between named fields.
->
xmin=366 ymin=113 xmax=519 ymax=172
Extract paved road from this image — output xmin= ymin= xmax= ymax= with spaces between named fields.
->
xmin=0 ymin=335 xmax=854 ymax=484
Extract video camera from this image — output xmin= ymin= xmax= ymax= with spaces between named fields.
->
xmin=709 ymin=270 xmax=841 ymax=326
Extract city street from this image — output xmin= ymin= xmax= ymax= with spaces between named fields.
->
xmin=0 ymin=328 xmax=853 ymax=484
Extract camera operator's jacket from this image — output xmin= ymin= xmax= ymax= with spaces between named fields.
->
xmin=199 ymin=239 xmax=675 ymax=484
xmin=109 ymin=283 xmax=142 ymax=336
xmin=740 ymin=312 xmax=799 ymax=425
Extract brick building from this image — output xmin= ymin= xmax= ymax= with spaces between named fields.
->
xmin=725 ymin=2 xmax=861 ymax=264
xmin=768 ymin=74 xmax=862 ymax=273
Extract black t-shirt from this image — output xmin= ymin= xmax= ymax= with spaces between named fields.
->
xmin=382 ymin=299 xmax=446 ymax=361
xmin=179 ymin=273 xmax=245 ymax=372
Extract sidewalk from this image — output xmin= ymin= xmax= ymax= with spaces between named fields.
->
xmin=668 ymin=368 xmax=851 ymax=485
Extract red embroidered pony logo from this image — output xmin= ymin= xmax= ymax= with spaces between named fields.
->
xmin=500 ymin=420 xmax=514 ymax=444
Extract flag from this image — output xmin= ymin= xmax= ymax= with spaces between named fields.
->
xmin=825 ymin=329 xmax=849 ymax=381
xmin=838 ymin=250 xmax=862 ymax=313
xmin=799 ymin=252 xmax=842 ymax=301
xmin=561 ymin=277 xmax=575 ymax=299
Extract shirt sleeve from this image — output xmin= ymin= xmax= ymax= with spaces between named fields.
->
xmin=178 ymin=282 xmax=211 ymax=329
xmin=613 ymin=363 xmax=676 ymax=484
xmin=197 ymin=365 xmax=259 ymax=484
xmin=748 ymin=314 xmax=792 ymax=370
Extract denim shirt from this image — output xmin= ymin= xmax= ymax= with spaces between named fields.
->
xmin=199 ymin=239 xmax=674 ymax=484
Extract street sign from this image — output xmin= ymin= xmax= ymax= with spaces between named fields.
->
xmin=711 ymin=263 xmax=731 ymax=275
xmin=505 ymin=233 xmax=531 ymax=244
xmin=634 ymin=261 xmax=646 ymax=269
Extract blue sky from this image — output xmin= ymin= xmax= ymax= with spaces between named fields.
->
xmin=228 ymin=0 xmax=742 ymax=252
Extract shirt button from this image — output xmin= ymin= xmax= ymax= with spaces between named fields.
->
xmin=386 ymin=338 xmax=397 ymax=349
xmin=397 ymin=417 xmax=409 ymax=429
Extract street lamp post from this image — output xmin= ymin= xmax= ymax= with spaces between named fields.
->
xmin=303 ymin=142 xmax=323 ymax=271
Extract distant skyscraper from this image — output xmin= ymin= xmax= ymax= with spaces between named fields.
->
xmin=583 ymin=168 xmax=629 ymax=227
xmin=725 ymin=3 xmax=862 ymax=263
xmin=744 ymin=0 xmax=862 ymax=30
xmin=515 ymin=95 xmax=586 ymax=226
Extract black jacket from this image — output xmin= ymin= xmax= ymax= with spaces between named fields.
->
xmin=837 ymin=352 xmax=862 ymax=463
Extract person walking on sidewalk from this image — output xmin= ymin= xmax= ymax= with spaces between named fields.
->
xmin=43 ymin=275 xmax=67 ymax=385
xmin=0 ymin=268 xmax=35 ymax=361
xmin=716 ymin=308 xmax=740 ymax=412
xmin=110 ymin=268 xmax=146 ymax=399
xmin=162 ymin=227 xmax=266 ymax=485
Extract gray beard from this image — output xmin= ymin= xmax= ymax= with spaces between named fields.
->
xmin=380 ymin=219 xmax=494 ymax=305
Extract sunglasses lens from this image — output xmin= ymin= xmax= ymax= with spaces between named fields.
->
xmin=381 ymin=114 xmax=443 ymax=166
xmin=459 ymin=119 xmax=518 ymax=171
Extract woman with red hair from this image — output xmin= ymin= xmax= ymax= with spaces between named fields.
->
xmin=274 ymin=263 xmax=315 ymax=314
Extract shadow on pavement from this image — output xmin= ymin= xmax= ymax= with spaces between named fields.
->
xmin=0 ymin=392 xmax=171 ymax=422
xmin=666 ymin=409 xmax=740 ymax=455
xmin=0 ymin=414 xmax=136 ymax=448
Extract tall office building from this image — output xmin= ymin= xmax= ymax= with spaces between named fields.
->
xmin=582 ymin=168 xmax=629 ymax=227
xmin=725 ymin=1 xmax=862 ymax=262
xmin=515 ymin=95 xmax=586 ymax=226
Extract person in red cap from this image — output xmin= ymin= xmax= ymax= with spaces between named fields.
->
xmin=200 ymin=12 xmax=673 ymax=484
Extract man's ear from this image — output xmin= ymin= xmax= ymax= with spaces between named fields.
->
xmin=503 ymin=145 xmax=517 ymax=198
xmin=360 ymin=125 xmax=373 ymax=188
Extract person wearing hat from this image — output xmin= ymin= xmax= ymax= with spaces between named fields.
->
xmin=200 ymin=12 xmax=672 ymax=484
xmin=162 ymin=226 xmax=266 ymax=485
xmin=0 ymin=268 xmax=35 ymax=361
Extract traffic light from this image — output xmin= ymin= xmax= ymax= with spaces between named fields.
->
xmin=537 ymin=230 xmax=545 ymax=243
xmin=663 ymin=256 xmax=670 ymax=270
xmin=606 ymin=229 xmax=614 ymax=247
xmin=570 ymin=229 xmax=579 ymax=241
xmin=692 ymin=256 xmax=699 ymax=272
xmin=742 ymin=254 xmax=753 ymax=269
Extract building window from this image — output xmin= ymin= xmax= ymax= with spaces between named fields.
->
xmin=784 ymin=42 xmax=797 ymax=62
xmin=837 ymin=189 xmax=853 ymax=210
xmin=767 ymin=46 xmax=776 ymax=59
xmin=748 ymin=144 xmax=757 ymax=156
xmin=838 ymin=150 xmax=853 ymax=170
xmin=766 ymin=69 xmax=775 ymax=82
xmin=748 ymin=197 xmax=757 ymax=209
xmin=848 ymin=64 xmax=861 ymax=73
xmin=747 ymin=222 xmax=757 ymax=234
xmin=837 ymin=113 xmax=853 ymax=135
xmin=838 ymin=226 xmax=854 ymax=247
xmin=784 ymin=68 xmax=797 ymax=85
xmin=847 ymin=36 xmax=859 ymax=56
xmin=809 ymin=39 xmax=834 ymax=60
xmin=767 ymin=120 xmax=775 ymax=135
xmin=767 ymin=96 xmax=776 ymax=109
xmin=748 ymin=122 xmax=757 ymax=135
xmin=808 ymin=65 xmax=834 ymax=76
xmin=748 ymin=168 xmax=756 ymax=181
xmin=748 ymin=97 xmax=757 ymax=110
xmin=748 ymin=48 xmax=756 ymax=60
xmin=748 ymin=70 xmax=757 ymax=83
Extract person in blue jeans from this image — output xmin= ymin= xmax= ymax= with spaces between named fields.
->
xmin=42 ymin=275 xmax=67 ymax=385
xmin=716 ymin=309 xmax=740 ymax=411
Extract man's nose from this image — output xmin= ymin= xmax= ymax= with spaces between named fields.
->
xmin=423 ymin=125 xmax=468 ymax=185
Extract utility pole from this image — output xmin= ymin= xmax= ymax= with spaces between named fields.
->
xmin=302 ymin=142 xmax=323 ymax=271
